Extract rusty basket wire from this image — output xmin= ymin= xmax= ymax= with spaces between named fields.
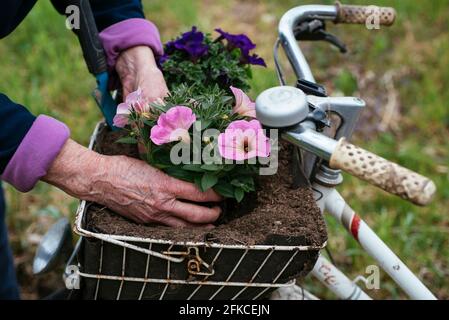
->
xmin=72 ymin=122 xmax=326 ymax=300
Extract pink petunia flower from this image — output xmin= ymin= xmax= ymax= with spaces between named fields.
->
xmin=150 ymin=106 xmax=196 ymax=145
xmin=218 ymin=120 xmax=270 ymax=161
xmin=230 ymin=86 xmax=256 ymax=118
xmin=113 ymin=88 xmax=150 ymax=128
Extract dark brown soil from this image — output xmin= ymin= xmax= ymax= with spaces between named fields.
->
xmin=86 ymin=127 xmax=327 ymax=246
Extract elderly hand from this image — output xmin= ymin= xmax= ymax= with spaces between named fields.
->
xmin=43 ymin=140 xmax=222 ymax=228
xmin=44 ymin=47 xmax=223 ymax=228
xmin=115 ymin=45 xmax=168 ymax=103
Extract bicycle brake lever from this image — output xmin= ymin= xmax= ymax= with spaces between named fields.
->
xmin=294 ymin=20 xmax=347 ymax=54
xmin=322 ymin=31 xmax=347 ymax=53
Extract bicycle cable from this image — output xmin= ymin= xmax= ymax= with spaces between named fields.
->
xmin=273 ymin=38 xmax=287 ymax=86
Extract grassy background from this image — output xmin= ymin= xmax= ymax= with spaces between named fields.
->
xmin=0 ymin=0 xmax=448 ymax=299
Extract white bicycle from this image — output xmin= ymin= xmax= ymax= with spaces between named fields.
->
xmin=267 ymin=2 xmax=436 ymax=300
xmin=33 ymin=2 xmax=437 ymax=300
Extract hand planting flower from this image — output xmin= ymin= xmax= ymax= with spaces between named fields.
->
xmin=117 ymin=27 xmax=268 ymax=203
xmin=230 ymin=86 xmax=256 ymax=118
xmin=218 ymin=120 xmax=271 ymax=161
xmin=113 ymin=87 xmax=150 ymax=128
xmin=150 ymin=106 xmax=196 ymax=145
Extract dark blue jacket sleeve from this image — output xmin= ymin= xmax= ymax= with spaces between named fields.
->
xmin=0 ymin=0 xmax=37 ymax=39
xmin=51 ymin=0 xmax=145 ymax=32
xmin=0 ymin=1 xmax=145 ymax=174
xmin=0 ymin=94 xmax=35 ymax=174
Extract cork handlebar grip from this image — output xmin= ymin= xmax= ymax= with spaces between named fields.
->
xmin=335 ymin=1 xmax=396 ymax=26
xmin=329 ymin=138 xmax=436 ymax=206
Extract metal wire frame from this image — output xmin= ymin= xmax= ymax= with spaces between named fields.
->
xmin=76 ymin=239 xmax=299 ymax=300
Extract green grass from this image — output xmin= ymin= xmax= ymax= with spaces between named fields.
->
xmin=0 ymin=0 xmax=448 ymax=299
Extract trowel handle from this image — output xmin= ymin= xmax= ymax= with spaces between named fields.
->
xmin=70 ymin=0 xmax=108 ymax=75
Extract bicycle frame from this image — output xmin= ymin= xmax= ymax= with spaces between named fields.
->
xmin=312 ymin=183 xmax=435 ymax=300
xmin=273 ymin=4 xmax=437 ymax=300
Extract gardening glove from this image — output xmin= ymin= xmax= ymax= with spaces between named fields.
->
xmin=43 ymin=139 xmax=222 ymax=228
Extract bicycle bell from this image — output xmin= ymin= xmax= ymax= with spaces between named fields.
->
xmin=255 ymin=86 xmax=309 ymax=128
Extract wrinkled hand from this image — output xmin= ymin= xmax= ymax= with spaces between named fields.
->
xmin=94 ymin=154 xmax=222 ymax=227
xmin=115 ymin=45 xmax=168 ymax=102
xmin=44 ymin=140 xmax=222 ymax=228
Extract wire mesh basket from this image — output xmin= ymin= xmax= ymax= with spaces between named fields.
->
xmin=72 ymin=122 xmax=326 ymax=300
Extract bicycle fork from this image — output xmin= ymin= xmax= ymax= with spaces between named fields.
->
xmin=312 ymin=179 xmax=436 ymax=300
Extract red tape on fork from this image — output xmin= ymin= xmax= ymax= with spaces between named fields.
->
xmin=350 ymin=214 xmax=361 ymax=242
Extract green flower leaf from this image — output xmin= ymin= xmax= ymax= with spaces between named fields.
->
xmin=231 ymin=179 xmax=243 ymax=187
xmin=231 ymin=177 xmax=255 ymax=192
xmin=234 ymin=188 xmax=245 ymax=203
xmin=194 ymin=175 xmax=202 ymax=190
xmin=213 ymin=182 xmax=235 ymax=198
xmin=182 ymin=164 xmax=205 ymax=172
xmin=201 ymin=173 xmax=219 ymax=191
xmin=199 ymin=119 xmax=212 ymax=130
xmin=165 ymin=167 xmax=195 ymax=183
xmin=223 ymin=165 xmax=236 ymax=172
xmin=151 ymin=103 xmax=169 ymax=113
xmin=142 ymin=119 xmax=155 ymax=127
xmin=200 ymin=164 xmax=222 ymax=171
xmin=116 ymin=137 xmax=138 ymax=144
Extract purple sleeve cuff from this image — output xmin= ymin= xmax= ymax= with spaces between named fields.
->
xmin=1 ymin=115 xmax=70 ymax=192
xmin=99 ymin=18 xmax=164 ymax=69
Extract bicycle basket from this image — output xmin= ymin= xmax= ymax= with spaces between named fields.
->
xmin=72 ymin=122 xmax=326 ymax=300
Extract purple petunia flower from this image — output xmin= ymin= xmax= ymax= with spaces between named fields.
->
xmin=215 ymin=28 xmax=266 ymax=67
xmin=158 ymin=53 xmax=169 ymax=65
xmin=165 ymin=26 xmax=209 ymax=60
xmin=247 ymin=54 xmax=267 ymax=67
xmin=215 ymin=28 xmax=255 ymax=55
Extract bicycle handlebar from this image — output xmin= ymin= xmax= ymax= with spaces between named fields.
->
xmin=282 ymin=128 xmax=436 ymax=206
xmin=279 ymin=4 xmax=337 ymax=81
xmin=278 ymin=3 xmax=396 ymax=82
xmin=334 ymin=1 xmax=396 ymax=26
xmin=329 ymin=138 xmax=435 ymax=206
xmin=276 ymin=5 xmax=436 ymax=205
